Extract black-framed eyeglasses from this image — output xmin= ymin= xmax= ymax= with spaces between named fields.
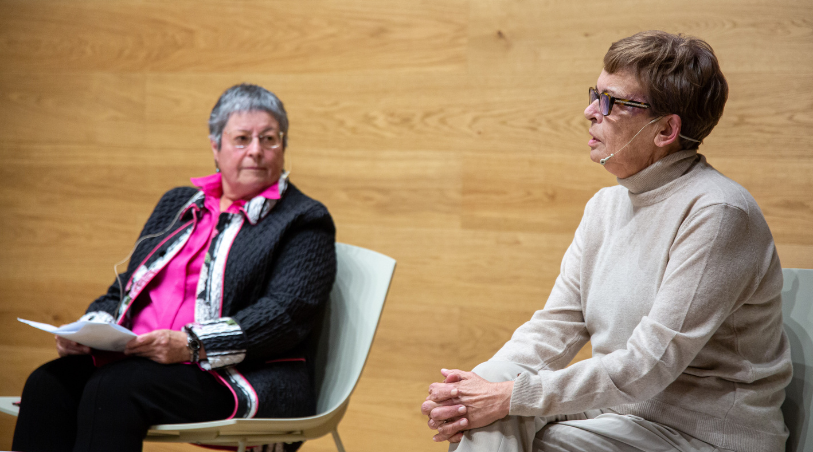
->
xmin=588 ymin=87 xmax=650 ymax=116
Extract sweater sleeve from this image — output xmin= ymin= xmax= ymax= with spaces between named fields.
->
xmin=508 ymin=203 xmax=764 ymax=417
xmin=190 ymin=204 xmax=337 ymax=369
xmin=490 ymin=199 xmax=591 ymax=371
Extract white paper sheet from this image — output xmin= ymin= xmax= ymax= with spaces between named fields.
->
xmin=18 ymin=318 xmax=137 ymax=352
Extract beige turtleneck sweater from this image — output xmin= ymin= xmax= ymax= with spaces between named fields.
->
xmin=493 ymin=150 xmax=791 ymax=452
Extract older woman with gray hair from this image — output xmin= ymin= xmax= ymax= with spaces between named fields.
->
xmin=13 ymin=84 xmax=336 ymax=452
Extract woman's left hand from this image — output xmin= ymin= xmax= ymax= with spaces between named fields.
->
xmin=124 ymin=330 xmax=194 ymax=364
xmin=424 ymin=369 xmax=514 ymax=442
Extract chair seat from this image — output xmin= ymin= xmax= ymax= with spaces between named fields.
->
xmin=0 ymin=396 xmax=20 ymax=417
xmin=1 ymin=243 xmax=396 ymax=452
xmin=145 ymin=401 xmax=349 ymax=445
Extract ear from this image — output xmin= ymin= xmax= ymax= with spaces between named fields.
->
xmin=210 ymin=138 xmax=220 ymax=162
xmin=654 ymin=114 xmax=682 ymax=149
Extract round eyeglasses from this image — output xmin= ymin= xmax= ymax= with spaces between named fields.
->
xmin=225 ymin=130 xmax=284 ymax=150
xmin=589 ymin=87 xmax=650 ymax=116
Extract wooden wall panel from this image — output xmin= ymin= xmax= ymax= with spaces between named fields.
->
xmin=0 ymin=0 xmax=811 ymax=450
xmin=0 ymin=0 xmax=467 ymax=73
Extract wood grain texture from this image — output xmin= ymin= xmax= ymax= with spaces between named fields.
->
xmin=0 ymin=0 xmax=467 ymax=74
xmin=1 ymin=0 xmax=811 ymax=450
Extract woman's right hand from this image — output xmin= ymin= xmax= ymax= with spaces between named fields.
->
xmin=55 ymin=335 xmax=91 ymax=357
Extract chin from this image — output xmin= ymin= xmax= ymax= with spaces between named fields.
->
xmin=589 ymin=148 xmax=604 ymax=163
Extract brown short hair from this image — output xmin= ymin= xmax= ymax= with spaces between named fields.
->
xmin=604 ymin=31 xmax=728 ymax=150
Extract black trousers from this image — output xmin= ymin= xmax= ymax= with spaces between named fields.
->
xmin=12 ymin=355 xmax=235 ymax=452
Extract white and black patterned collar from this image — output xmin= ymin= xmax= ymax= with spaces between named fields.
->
xmin=241 ymin=171 xmax=289 ymax=225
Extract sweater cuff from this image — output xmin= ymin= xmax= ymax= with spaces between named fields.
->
xmin=79 ymin=311 xmax=115 ymax=324
xmin=187 ymin=317 xmax=247 ymax=370
xmin=509 ymin=371 xmax=545 ymax=417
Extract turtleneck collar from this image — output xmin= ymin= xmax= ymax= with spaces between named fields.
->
xmin=617 ymin=149 xmax=700 ymax=196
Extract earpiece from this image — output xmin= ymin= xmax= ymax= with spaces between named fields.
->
xmin=599 ymin=116 xmax=664 ymax=166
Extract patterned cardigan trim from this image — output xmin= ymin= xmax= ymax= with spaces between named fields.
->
xmin=188 ymin=182 xmax=285 ymax=370
xmin=99 ymin=186 xmax=285 ymax=420
xmin=188 ymin=318 xmax=246 ymax=370
xmin=115 ymin=192 xmax=205 ymax=323
xmin=79 ymin=311 xmax=115 ymax=324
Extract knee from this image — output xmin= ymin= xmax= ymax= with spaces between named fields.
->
xmin=471 ymin=361 xmax=529 ymax=383
xmin=21 ymin=355 xmax=93 ymax=401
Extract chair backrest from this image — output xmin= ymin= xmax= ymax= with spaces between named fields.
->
xmin=781 ymin=268 xmax=813 ymax=452
xmin=312 ymin=243 xmax=396 ymax=415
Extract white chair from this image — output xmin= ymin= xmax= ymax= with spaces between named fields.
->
xmin=1 ymin=243 xmax=396 ymax=452
xmin=781 ymin=268 xmax=813 ymax=452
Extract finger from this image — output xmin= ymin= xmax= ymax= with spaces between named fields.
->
xmin=125 ymin=334 xmax=156 ymax=354
xmin=433 ymin=417 xmax=468 ymax=442
xmin=421 ymin=397 xmax=459 ymax=416
xmin=421 ymin=400 xmax=438 ymax=416
xmin=68 ymin=343 xmax=91 ymax=354
xmin=125 ymin=341 xmax=157 ymax=356
xmin=444 ymin=369 xmax=472 ymax=383
xmin=56 ymin=336 xmax=79 ymax=348
xmin=448 ymin=432 xmax=465 ymax=443
xmin=131 ymin=342 xmax=163 ymax=357
xmin=428 ymin=415 xmax=462 ymax=429
xmin=437 ymin=416 xmax=468 ymax=438
xmin=427 ymin=383 xmax=459 ymax=402
xmin=429 ymin=404 xmax=466 ymax=422
xmin=441 ymin=368 xmax=465 ymax=383
xmin=55 ymin=337 xmax=68 ymax=357
xmin=56 ymin=337 xmax=90 ymax=355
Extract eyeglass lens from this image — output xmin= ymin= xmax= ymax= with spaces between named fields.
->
xmin=229 ymin=132 xmax=281 ymax=150
xmin=588 ymin=88 xmax=611 ymax=116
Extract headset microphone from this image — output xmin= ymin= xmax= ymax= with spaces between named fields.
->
xmin=598 ymin=116 xmax=664 ymax=166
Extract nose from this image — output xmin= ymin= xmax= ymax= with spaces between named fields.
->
xmin=246 ymin=136 xmax=263 ymax=157
xmin=584 ymin=99 xmax=602 ymax=123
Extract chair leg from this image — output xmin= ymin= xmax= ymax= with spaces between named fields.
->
xmin=237 ymin=438 xmax=247 ymax=452
xmin=331 ymin=430 xmax=346 ymax=452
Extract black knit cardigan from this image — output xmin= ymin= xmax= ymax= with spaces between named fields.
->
xmin=85 ymin=182 xmax=336 ymax=419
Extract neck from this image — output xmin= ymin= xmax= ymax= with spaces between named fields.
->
xmin=220 ymin=196 xmax=235 ymax=212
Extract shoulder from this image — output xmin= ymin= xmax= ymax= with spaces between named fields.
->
xmin=154 ymin=186 xmax=201 ymax=212
xmin=686 ymin=159 xmax=756 ymax=212
xmin=135 ymin=186 xmax=201 ymax=234
xmin=677 ymin=159 xmax=776 ymax=249
xmin=277 ymin=182 xmax=334 ymax=223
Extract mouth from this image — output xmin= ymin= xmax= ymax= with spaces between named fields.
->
xmin=588 ymin=131 xmax=602 ymax=147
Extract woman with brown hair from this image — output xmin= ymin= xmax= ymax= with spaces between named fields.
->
xmin=423 ymin=31 xmax=790 ymax=452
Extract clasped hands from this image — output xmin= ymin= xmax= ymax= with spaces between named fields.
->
xmin=421 ymin=369 xmax=514 ymax=443
xmin=56 ymin=329 xmax=204 ymax=364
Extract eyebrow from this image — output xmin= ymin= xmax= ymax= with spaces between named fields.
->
xmin=231 ymin=127 xmax=278 ymax=134
xmin=600 ymin=87 xmax=646 ymax=103
xmin=600 ymin=86 xmax=625 ymax=98
xmin=599 ymin=86 xmax=617 ymax=96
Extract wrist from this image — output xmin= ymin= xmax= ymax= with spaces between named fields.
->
xmin=183 ymin=326 xmax=202 ymax=363
xmin=500 ymin=380 xmax=514 ymax=417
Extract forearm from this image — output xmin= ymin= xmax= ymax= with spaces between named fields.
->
xmin=192 ymin=209 xmax=336 ymax=368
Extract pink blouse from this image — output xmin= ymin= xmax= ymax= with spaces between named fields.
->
xmin=130 ymin=174 xmax=282 ymax=335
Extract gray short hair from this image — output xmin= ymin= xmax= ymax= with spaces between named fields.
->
xmin=209 ymin=83 xmax=289 ymax=150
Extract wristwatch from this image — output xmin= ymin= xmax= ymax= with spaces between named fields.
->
xmin=184 ymin=326 xmax=202 ymax=363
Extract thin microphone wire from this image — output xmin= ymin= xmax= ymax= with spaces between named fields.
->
xmin=112 ymin=203 xmax=188 ymax=316
xmin=599 ymin=116 xmax=664 ymax=166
